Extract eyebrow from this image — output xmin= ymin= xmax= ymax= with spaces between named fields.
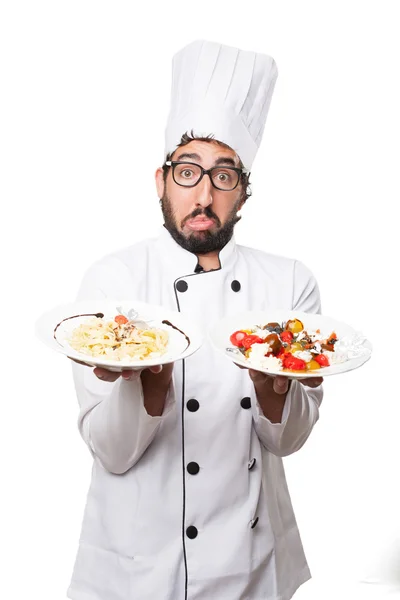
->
xmin=214 ymin=157 xmax=236 ymax=167
xmin=175 ymin=152 xmax=237 ymax=167
xmin=175 ymin=152 xmax=201 ymax=161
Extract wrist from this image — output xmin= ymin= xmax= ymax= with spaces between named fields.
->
xmin=141 ymin=370 xmax=172 ymax=417
xmin=254 ymin=381 xmax=289 ymax=424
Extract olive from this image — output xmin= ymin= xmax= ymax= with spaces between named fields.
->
xmin=264 ymin=333 xmax=282 ymax=355
xmin=264 ymin=322 xmax=283 ymax=334
xmin=285 ymin=319 xmax=304 ymax=334
xmin=265 ymin=322 xmax=281 ymax=329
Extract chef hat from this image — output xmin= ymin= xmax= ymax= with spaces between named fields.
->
xmin=164 ymin=40 xmax=278 ymax=170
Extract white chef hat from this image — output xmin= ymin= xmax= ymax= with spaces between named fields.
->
xmin=164 ymin=40 xmax=278 ymax=170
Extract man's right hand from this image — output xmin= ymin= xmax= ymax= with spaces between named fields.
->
xmin=70 ymin=359 xmax=174 ymax=417
xmin=69 ymin=358 xmax=169 ymax=383
xmin=94 ymin=364 xmax=165 ymax=383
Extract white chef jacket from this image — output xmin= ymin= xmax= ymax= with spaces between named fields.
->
xmin=67 ymin=226 xmax=323 ymax=600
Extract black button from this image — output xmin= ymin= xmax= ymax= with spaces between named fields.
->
xmin=187 ymin=462 xmax=200 ymax=475
xmin=240 ymin=397 xmax=251 ymax=409
xmin=186 ymin=526 xmax=198 ymax=539
xmin=176 ymin=280 xmax=188 ymax=292
xmin=231 ymin=280 xmax=241 ymax=292
xmin=250 ymin=517 xmax=259 ymax=529
xmin=248 ymin=458 xmax=256 ymax=470
xmin=187 ymin=399 xmax=199 ymax=412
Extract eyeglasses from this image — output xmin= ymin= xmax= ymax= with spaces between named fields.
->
xmin=164 ymin=161 xmax=249 ymax=191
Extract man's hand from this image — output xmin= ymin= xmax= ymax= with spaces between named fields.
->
xmin=70 ymin=358 xmax=174 ymax=417
xmin=69 ymin=358 xmax=166 ymax=382
xmin=94 ymin=364 xmax=166 ymax=382
xmin=236 ymin=363 xmax=323 ymax=423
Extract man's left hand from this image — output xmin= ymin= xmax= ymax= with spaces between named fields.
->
xmin=236 ymin=363 xmax=323 ymax=423
xmin=236 ymin=363 xmax=323 ymax=393
xmin=249 ymin=371 xmax=323 ymax=394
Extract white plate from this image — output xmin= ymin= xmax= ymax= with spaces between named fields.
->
xmin=35 ymin=300 xmax=203 ymax=371
xmin=209 ymin=309 xmax=372 ymax=379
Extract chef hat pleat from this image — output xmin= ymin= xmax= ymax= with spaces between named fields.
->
xmin=165 ymin=40 xmax=278 ymax=170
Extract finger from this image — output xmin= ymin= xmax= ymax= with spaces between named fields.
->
xmin=93 ymin=367 xmax=121 ymax=382
xmin=273 ymin=375 xmax=289 ymax=394
xmin=121 ymin=369 xmax=141 ymax=381
xmin=248 ymin=368 xmax=264 ymax=381
xmin=248 ymin=369 xmax=272 ymax=386
xmin=300 ymin=377 xmax=324 ymax=388
xmin=248 ymin=368 xmax=273 ymax=379
xmin=148 ymin=365 xmax=163 ymax=374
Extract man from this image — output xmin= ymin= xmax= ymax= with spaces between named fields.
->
xmin=67 ymin=40 xmax=323 ymax=600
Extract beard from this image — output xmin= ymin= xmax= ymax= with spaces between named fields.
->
xmin=160 ymin=192 xmax=242 ymax=255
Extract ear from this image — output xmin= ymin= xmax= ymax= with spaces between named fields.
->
xmin=237 ymin=198 xmax=246 ymax=212
xmin=155 ymin=167 xmax=165 ymax=199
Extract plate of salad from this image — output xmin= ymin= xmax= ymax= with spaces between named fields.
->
xmin=209 ymin=310 xmax=372 ymax=379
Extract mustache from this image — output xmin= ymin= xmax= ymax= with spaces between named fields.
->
xmin=181 ymin=207 xmax=221 ymax=228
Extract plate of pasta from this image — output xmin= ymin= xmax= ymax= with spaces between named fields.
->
xmin=35 ymin=300 xmax=203 ymax=371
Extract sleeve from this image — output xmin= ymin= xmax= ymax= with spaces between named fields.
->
xmin=251 ymin=260 xmax=323 ymax=457
xmin=72 ymin=259 xmax=176 ymax=474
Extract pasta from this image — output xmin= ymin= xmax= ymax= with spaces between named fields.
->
xmin=68 ymin=314 xmax=169 ymax=362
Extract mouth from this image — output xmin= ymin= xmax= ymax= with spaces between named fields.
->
xmin=184 ymin=217 xmax=216 ymax=232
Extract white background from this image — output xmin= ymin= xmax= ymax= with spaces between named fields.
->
xmin=1 ymin=1 xmax=399 ymax=599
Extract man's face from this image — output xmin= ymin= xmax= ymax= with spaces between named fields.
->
xmin=155 ymin=140 xmax=245 ymax=255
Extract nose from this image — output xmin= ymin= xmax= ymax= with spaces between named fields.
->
xmin=195 ymin=173 xmax=213 ymax=208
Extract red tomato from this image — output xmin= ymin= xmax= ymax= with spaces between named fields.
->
xmin=230 ymin=330 xmax=247 ymax=347
xmin=242 ymin=335 xmax=265 ymax=350
xmin=115 ymin=315 xmax=128 ymax=325
xmin=282 ymin=353 xmax=307 ymax=371
xmin=315 ymin=354 xmax=330 ymax=367
xmin=276 ymin=347 xmax=287 ymax=358
xmin=280 ymin=331 xmax=294 ymax=344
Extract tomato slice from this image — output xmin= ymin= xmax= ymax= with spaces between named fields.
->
xmin=314 ymin=354 xmax=330 ymax=367
xmin=242 ymin=335 xmax=265 ymax=350
xmin=115 ymin=314 xmax=129 ymax=325
xmin=230 ymin=330 xmax=248 ymax=347
xmin=282 ymin=354 xmax=307 ymax=371
xmin=280 ymin=331 xmax=294 ymax=344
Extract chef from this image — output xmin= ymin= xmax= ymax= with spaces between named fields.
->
xmin=67 ymin=40 xmax=324 ymax=600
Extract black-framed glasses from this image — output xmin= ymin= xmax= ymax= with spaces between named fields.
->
xmin=164 ymin=161 xmax=249 ymax=191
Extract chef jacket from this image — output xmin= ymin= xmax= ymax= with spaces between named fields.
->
xmin=67 ymin=225 xmax=323 ymax=600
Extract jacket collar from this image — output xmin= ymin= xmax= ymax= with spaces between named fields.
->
xmin=155 ymin=225 xmax=237 ymax=281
